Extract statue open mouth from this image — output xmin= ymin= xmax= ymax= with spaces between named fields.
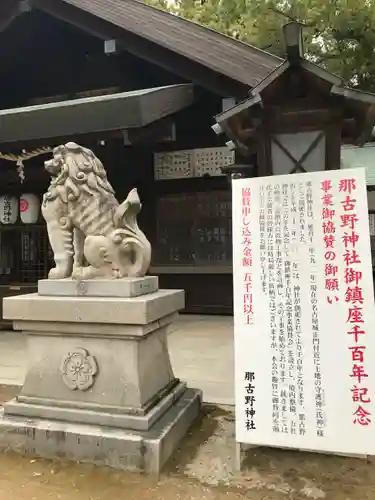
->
xmin=44 ymin=157 xmax=62 ymax=177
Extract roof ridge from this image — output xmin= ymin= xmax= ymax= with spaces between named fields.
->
xmin=58 ymin=0 xmax=281 ymax=87
xmin=126 ymin=0 xmax=282 ymax=62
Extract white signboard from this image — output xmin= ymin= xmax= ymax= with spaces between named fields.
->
xmin=233 ymin=168 xmax=375 ymax=455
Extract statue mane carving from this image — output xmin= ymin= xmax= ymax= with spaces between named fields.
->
xmin=45 ymin=143 xmax=115 ymax=204
xmin=42 ymin=142 xmax=151 ymax=280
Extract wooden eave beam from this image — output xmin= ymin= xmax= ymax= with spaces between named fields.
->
xmin=331 ymin=85 xmax=375 ymax=146
xmin=212 ymin=114 xmax=252 ymax=154
xmin=302 ymin=60 xmax=342 ymax=86
xmin=126 ymin=116 xmax=175 ymax=144
xmin=0 ymin=129 xmax=124 ymax=152
xmin=265 ymin=107 xmax=343 ymax=125
xmin=220 ymin=127 xmax=251 ymax=156
xmin=215 ymin=93 xmax=262 ymax=125
xmin=353 ymin=104 xmax=375 ymax=146
xmin=331 ymin=85 xmax=375 ymax=104
xmin=104 ymin=38 xmax=122 ymax=55
xmin=212 ymin=95 xmax=263 ymax=155
xmin=0 ymin=0 xmax=30 ymax=32
xmin=32 ymin=0 xmax=249 ymax=99
xmin=250 ymin=61 xmax=289 ymax=96
xmin=0 ymin=84 xmax=194 ymax=143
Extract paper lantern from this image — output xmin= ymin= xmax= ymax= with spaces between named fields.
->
xmin=0 ymin=195 xmax=18 ymax=224
xmin=20 ymin=194 xmax=40 ymax=224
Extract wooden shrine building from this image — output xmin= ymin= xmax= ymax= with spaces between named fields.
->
xmin=2 ymin=6 xmax=374 ymax=322
xmin=0 ymin=0 xmax=280 ymax=323
xmin=213 ymin=21 xmax=375 ymax=295
xmin=214 ymin=22 xmax=375 ymax=178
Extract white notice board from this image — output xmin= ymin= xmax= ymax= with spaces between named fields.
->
xmin=233 ymin=168 xmax=375 ymax=455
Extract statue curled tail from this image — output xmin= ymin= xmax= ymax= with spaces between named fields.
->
xmin=111 ymin=188 xmax=152 ymax=277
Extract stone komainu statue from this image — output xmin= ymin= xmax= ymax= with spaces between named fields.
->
xmin=42 ymin=142 xmax=151 ymax=280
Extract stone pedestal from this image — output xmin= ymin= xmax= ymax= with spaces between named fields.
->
xmin=0 ymin=278 xmax=201 ymax=474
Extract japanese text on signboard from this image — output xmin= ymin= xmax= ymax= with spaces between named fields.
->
xmin=233 ymin=169 xmax=375 ymax=455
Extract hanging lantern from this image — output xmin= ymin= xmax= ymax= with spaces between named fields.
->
xmin=0 ymin=195 xmax=18 ymax=224
xmin=20 ymin=194 xmax=40 ymax=224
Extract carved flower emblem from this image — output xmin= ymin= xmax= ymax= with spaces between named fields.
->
xmin=60 ymin=348 xmax=98 ymax=391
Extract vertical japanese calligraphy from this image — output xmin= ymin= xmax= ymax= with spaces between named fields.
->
xmin=233 ymin=168 xmax=375 ymax=456
xmin=321 ymin=179 xmax=339 ymax=305
xmin=242 ymin=187 xmax=253 ymax=325
xmin=244 ymin=371 xmax=256 ymax=430
xmin=311 ymin=181 xmax=326 ymax=437
xmin=338 ymin=178 xmax=371 ymax=427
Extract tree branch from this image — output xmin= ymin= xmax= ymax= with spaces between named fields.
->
xmin=267 ymin=6 xmax=316 ymax=27
xmin=315 ymin=53 xmax=342 ymax=64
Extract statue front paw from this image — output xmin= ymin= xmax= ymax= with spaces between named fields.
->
xmin=72 ymin=266 xmax=84 ymax=280
xmin=48 ymin=267 xmax=70 ymax=280
xmin=72 ymin=265 xmax=98 ymax=280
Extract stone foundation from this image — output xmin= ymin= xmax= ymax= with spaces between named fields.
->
xmin=1 ymin=278 xmax=201 ymax=474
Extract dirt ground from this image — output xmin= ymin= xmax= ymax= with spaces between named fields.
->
xmin=0 ymin=386 xmax=374 ymax=500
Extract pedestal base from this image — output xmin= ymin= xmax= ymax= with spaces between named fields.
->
xmin=1 ymin=278 xmax=201 ymax=474
xmin=0 ymin=388 xmax=201 ymax=474
xmin=38 ymin=276 xmax=159 ymax=298
xmin=4 ymin=381 xmax=187 ymax=431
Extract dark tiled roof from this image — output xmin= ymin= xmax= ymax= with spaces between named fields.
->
xmin=61 ymin=0 xmax=281 ymax=87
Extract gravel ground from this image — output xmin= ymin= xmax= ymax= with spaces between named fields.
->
xmin=0 ymin=386 xmax=374 ymax=500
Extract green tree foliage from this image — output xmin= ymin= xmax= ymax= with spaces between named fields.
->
xmin=147 ymin=0 xmax=375 ymax=91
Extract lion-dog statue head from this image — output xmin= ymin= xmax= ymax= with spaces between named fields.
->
xmin=43 ymin=142 xmax=115 ymax=205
